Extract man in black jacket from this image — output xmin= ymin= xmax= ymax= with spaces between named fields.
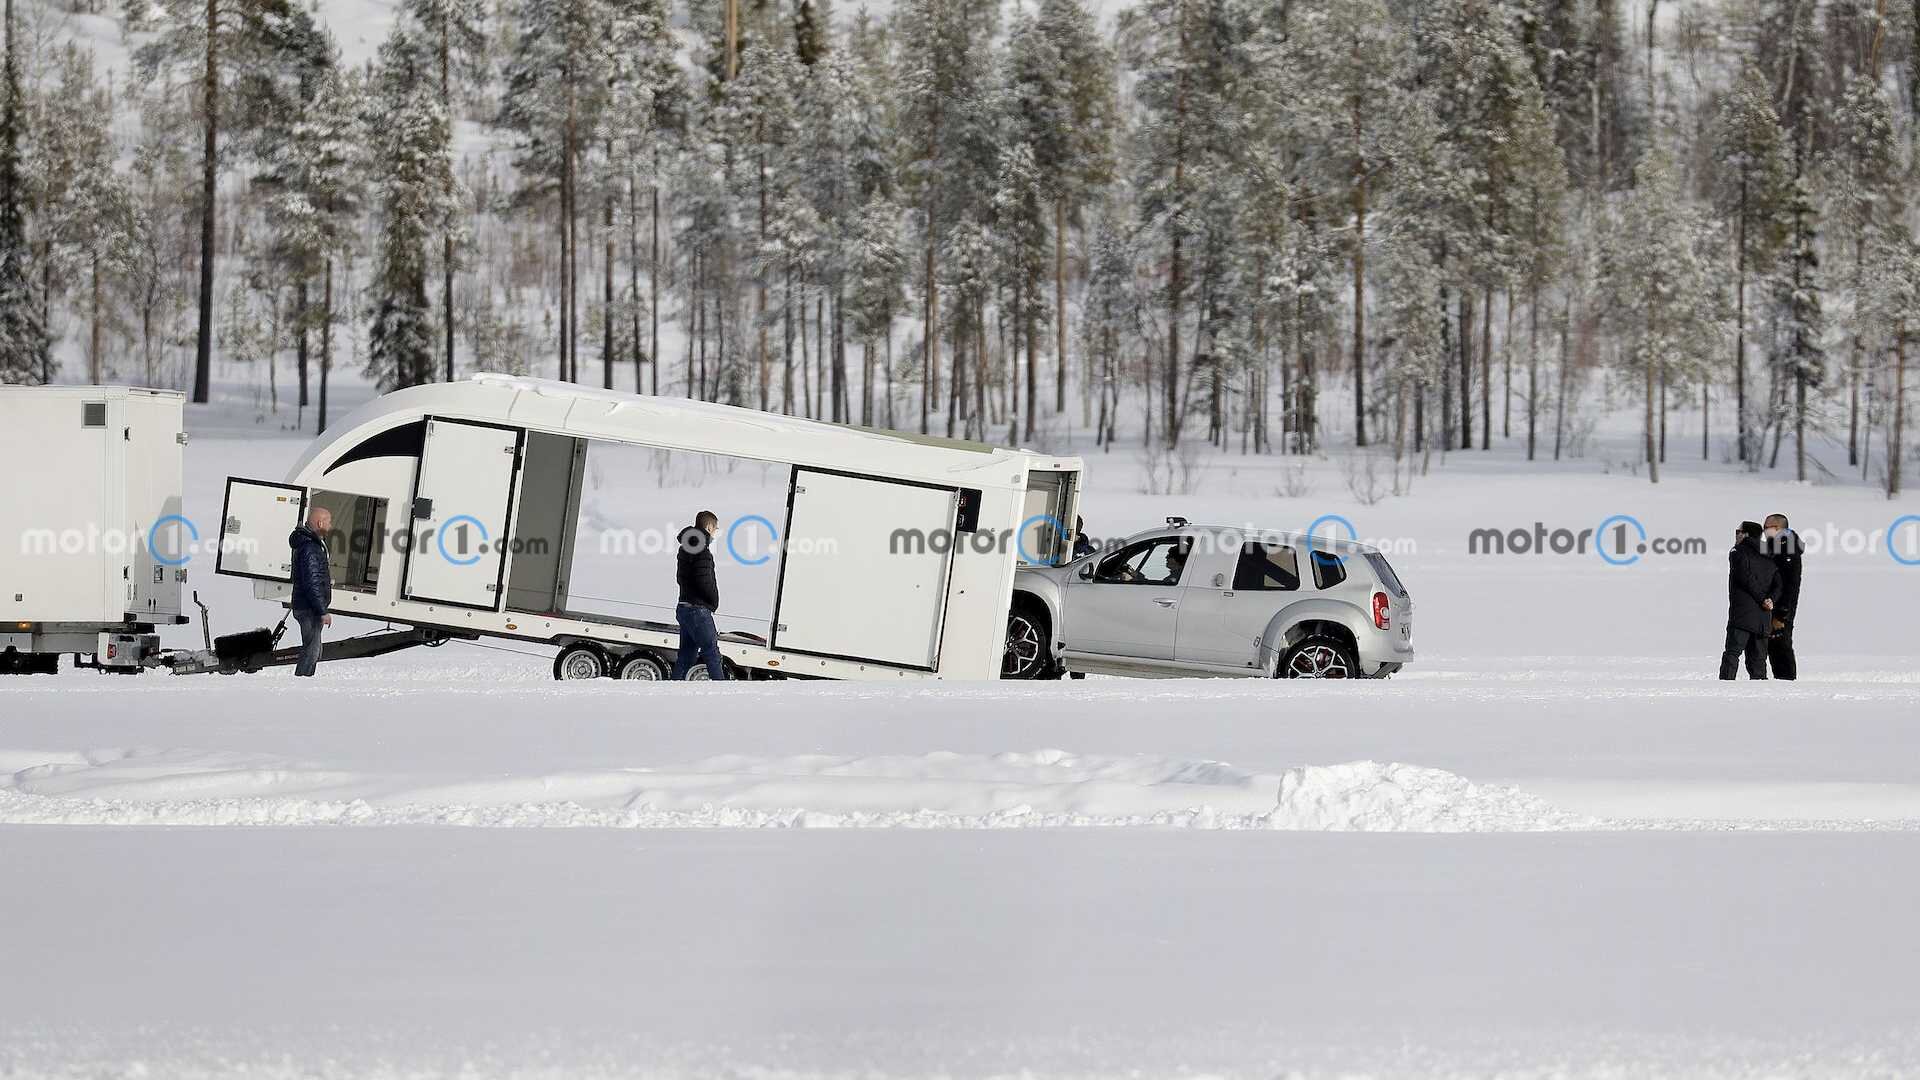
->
xmin=673 ymin=510 xmax=727 ymax=680
xmin=1762 ymin=513 xmax=1803 ymax=680
xmin=1720 ymin=520 xmax=1782 ymax=681
xmin=289 ymin=507 xmax=334 ymax=677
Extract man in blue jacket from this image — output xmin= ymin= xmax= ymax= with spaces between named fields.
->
xmin=289 ymin=507 xmax=334 ymax=677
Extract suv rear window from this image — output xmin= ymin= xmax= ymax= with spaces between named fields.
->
xmin=1310 ymin=552 xmax=1347 ymax=590
xmin=1364 ymin=552 xmax=1407 ymax=597
xmin=1232 ymin=542 xmax=1299 ymax=591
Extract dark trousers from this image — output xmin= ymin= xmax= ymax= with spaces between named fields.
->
xmin=1719 ymin=626 xmax=1768 ymax=681
xmin=1768 ymin=620 xmax=1797 ymax=681
xmin=293 ymin=610 xmax=325 ymax=677
xmin=673 ymin=603 xmax=727 ymax=680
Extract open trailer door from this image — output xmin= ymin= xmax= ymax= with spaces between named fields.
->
xmin=772 ymin=469 xmax=958 ymax=670
xmin=402 ymin=418 xmax=523 ymax=609
xmin=216 ymin=478 xmax=307 ymax=582
xmin=1016 ymin=460 xmax=1082 ymax=567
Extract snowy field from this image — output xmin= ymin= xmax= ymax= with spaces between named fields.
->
xmin=4 ymin=399 xmax=1920 ymax=1078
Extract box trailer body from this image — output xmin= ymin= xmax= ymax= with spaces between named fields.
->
xmin=217 ymin=376 xmax=1081 ymax=680
xmin=0 ymin=386 xmax=187 ymax=670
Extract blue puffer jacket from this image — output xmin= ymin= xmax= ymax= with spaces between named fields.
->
xmin=289 ymin=526 xmax=333 ymax=614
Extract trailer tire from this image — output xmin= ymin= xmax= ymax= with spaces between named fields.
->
xmin=553 ymin=643 xmax=609 ymax=681
xmin=616 ymin=651 xmax=668 ymax=681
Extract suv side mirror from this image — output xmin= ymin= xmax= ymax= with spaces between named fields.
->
xmin=1077 ymin=562 xmax=1095 ymax=581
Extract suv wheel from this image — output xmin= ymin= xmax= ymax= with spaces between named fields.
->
xmin=1003 ymin=605 xmax=1054 ymax=679
xmin=1279 ymin=635 xmax=1357 ymax=679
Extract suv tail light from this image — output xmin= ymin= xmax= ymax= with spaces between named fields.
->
xmin=1371 ymin=591 xmax=1391 ymax=630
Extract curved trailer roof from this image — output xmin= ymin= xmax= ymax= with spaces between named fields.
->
xmin=290 ymin=375 xmax=1062 ymax=488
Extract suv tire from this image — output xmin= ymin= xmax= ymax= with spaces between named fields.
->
xmin=1279 ymin=635 xmax=1358 ymax=679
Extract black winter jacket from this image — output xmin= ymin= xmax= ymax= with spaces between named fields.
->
xmin=1764 ymin=529 xmax=1803 ymax=620
xmin=289 ymin=526 xmax=333 ymax=615
xmin=1726 ymin=536 xmax=1781 ymax=635
xmin=676 ymin=526 xmax=720 ymax=611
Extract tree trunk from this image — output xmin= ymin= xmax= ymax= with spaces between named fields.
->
xmin=89 ymin=254 xmax=101 ymax=385
xmin=1351 ymin=141 xmax=1367 ymax=447
xmin=757 ymin=145 xmax=769 ymax=410
xmin=603 ymin=195 xmax=615 ymax=390
xmin=1554 ymin=291 xmax=1570 ymax=461
xmin=191 ymin=0 xmax=219 ymax=404
xmin=783 ymin=269 xmax=794 ymax=413
xmin=1795 ymin=362 xmax=1807 ymax=482
xmin=319 ymin=257 xmax=332 ymax=433
xmin=440 ymin=5 xmax=454 ymax=382
xmin=1892 ymin=325 xmax=1906 ymax=497
xmin=295 ymin=276 xmax=309 ymax=413
xmin=1735 ymin=179 xmax=1748 ymax=462
xmin=1503 ymin=287 xmax=1514 ymax=438
xmin=1459 ymin=292 xmax=1474 ymax=450
xmin=1055 ymin=196 xmax=1068 ymax=417
xmin=629 ymin=175 xmax=643 ymax=391
xmin=1480 ymin=285 xmax=1491 ymax=450
xmin=1026 ymin=271 xmax=1039 ymax=442
xmin=650 ymin=169 xmax=660 ymax=395
xmin=1526 ymin=280 xmax=1538 ymax=460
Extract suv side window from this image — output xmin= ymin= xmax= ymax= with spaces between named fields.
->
xmin=1310 ymin=551 xmax=1348 ymax=590
xmin=1232 ymin=542 xmax=1300 ymax=591
xmin=1093 ymin=536 xmax=1191 ymax=586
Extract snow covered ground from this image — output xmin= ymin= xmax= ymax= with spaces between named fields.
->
xmin=4 ymin=390 xmax=1920 ymax=1077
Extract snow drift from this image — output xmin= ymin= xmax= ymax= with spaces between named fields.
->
xmin=0 ymin=746 xmax=1591 ymax=831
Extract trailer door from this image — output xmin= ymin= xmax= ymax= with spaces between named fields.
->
xmin=773 ymin=469 xmax=956 ymax=670
xmin=403 ymin=419 xmax=523 ymax=609
xmin=216 ymin=478 xmax=306 ymax=581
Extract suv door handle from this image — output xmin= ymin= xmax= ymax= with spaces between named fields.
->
xmin=1153 ymin=597 xmax=1178 ymax=608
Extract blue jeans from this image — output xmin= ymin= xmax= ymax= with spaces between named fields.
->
xmin=673 ymin=603 xmax=727 ymax=680
xmin=293 ymin=610 xmax=325 ymax=677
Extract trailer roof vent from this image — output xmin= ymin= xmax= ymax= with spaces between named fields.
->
xmin=82 ymin=402 xmax=107 ymax=428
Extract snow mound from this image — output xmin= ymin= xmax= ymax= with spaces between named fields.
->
xmin=0 ymin=746 xmax=1597 ymax=832
xmin=1268 ymin=760 xmax=1591 ymax=831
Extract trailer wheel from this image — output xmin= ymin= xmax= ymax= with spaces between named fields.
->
xmin=553 ymin=643 xmax=609 ymax=681
xmin=683 ymin=659 xmax=734 ymax=681
xmin=616 ymin=652 xmax=667 ymax=681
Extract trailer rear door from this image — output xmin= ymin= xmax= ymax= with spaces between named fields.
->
xmin=773 ymin=469 xmax=957 ymax=670
xmin=216 ymin=478 xmax=306 ymax=581
xmin=402 ymin=418 xmax=523 ymax=609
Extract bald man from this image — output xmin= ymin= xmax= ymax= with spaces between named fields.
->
xmin=289 ymin=507 xmax=334 ymax=677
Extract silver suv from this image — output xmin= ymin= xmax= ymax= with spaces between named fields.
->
xmin=1005 ymin=520 xmax=1414 ymax=679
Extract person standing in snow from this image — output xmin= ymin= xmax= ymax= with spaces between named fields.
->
xmin=1762 ymin=513 xmax=1803 ymax=681
xmin=673 ymin=510 xmax=727 ymax=680
xmin=289 ymin=507 xmax=334 ymax=678
xmin=1719 ymin=520 xmax=1781 ymax=681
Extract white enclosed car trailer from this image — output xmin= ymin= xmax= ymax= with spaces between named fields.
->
xmin=0 ymin=386 xmax=189 ymax=673
xmin=216 ymin=375 xmax=1082 ymax=681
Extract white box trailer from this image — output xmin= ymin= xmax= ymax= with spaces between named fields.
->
xmin=216 ymin=375 xmax=1082 ymax=681
xmin=0 ymin=386 xmax=189 ymax=673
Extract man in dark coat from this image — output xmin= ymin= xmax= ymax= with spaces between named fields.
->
xmin=289 ymin=507 xmax=334 ymax=677
xmin=1719 ymin=520 xmax=1781 ymax=681
xmin=1762 ymin=513 xmax=1803 ymax=681
xmin=673 ymin=510 xmax=727 ymax=680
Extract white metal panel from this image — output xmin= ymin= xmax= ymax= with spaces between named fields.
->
xmin=404 ymin=419 xmax=521 ymax=609
xmin=774 ymin=470 xmax=956 ymax=669
xmin=0 ymin=390 xmax=118 ymax=624
xmin=217 ymin=479 xmax=306 ymax=581
xmin=125 ymin=394 xmax=185 ymax=618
